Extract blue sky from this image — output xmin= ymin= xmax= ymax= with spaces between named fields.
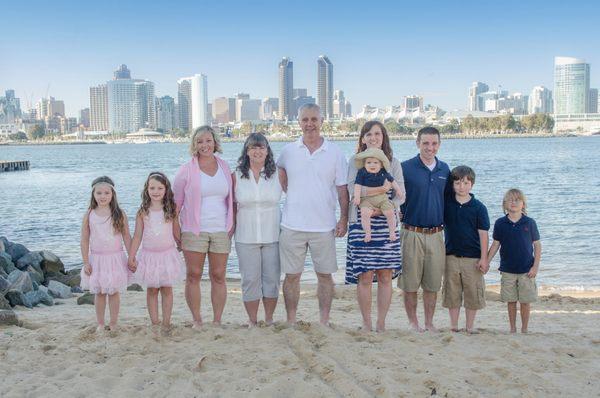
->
xmin=2 ymin=0 xmax=599 ymax=116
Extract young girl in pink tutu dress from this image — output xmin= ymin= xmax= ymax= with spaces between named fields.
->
xmin=80 ymin=176 xmax=132 ymax=331
xmin=129 ymin=172 xmax=184 ymax=328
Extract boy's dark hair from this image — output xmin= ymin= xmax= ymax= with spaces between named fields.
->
xmin=451 ymin=165 xmax=476 ymax=184
xmin=416 ymin=126 xmax=440 ymax=142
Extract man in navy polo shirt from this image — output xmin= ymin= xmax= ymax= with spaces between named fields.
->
xmin=399 ymin=126 xmax=450 ymax=332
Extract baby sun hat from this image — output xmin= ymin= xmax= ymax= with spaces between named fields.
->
xmin=355 ymin=147 xmax=391 ymax=171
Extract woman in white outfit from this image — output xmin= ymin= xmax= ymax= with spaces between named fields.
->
xmin=232 ymin=133 xmax=282 ymax=326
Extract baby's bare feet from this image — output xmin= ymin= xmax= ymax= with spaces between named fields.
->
xmin=389 ymin=231 xmax=397 ymax=241
xmin=364 ymin=233 xmax=372 ymax=242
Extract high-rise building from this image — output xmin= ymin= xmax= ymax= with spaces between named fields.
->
xmin=333 ymin=90 xmax=346 ymax=118
xmin=468 ymin=82 xmax=490 ymax=112
xmin=78 ymin=108 xmax=90 ymax=128
xmin=90 ymin=84 xmax=108 ymax=131
xmin=293 ymin=95 xmax=316 ymax=117
xmin=178 ymin=74 xmax=208 ymax=132
xmin=317 ymin=55 xmax=334 ymax=119
xmin=0 ymin=90 xmax=21 ymax=124
xmin=293 ymin=88 xmax=307 ymax=98
xmin=588 ymin=88 xmax=598 ymax=113
xmin=402 ymin=95 xmax=424 ymax=111
xmin=236 ymin=96 xmax=261 ymax=122
xmin=279 ymin=57 xmax=293 ymax=120
xmin=345 ymin=101 xmax=352 ymax=117
xmin=156 ymin=96 xmax=176 ymax=132
xmin=213 ymin=97 xmax=236 ymax=124
xmin=554 ymin=56 xmax=590 ymax=114
xmin=36 ymin=97 xmax=64 ymax=119
xmin=106 ymin=65 xmax=156 ymax=133
xmin=528 ymin=86 xmax=553 ymax=114
xmin=260 ymin=97 xmax=279 ymax=120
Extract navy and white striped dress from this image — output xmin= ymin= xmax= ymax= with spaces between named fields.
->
xmin=345 ymin=193 xmax=402 ymax=284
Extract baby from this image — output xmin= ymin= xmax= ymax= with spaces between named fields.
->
xmin=353 ymin=148 xmax=404 ymax=242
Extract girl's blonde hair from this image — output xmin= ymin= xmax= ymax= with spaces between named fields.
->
xmin=189 ymin=125 xmax=222 ymax=156
xmin=137 ymin=171 xmax=177 ymax=221
xmin=89 ymin=176 xmax=126 ymax=233
xmin=502 ymin=188 xmax=527 ymax=215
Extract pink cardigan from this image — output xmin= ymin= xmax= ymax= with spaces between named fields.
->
xmin=173 ymin=155 xmax=234 ymax=234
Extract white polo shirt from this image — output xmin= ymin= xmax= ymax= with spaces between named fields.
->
xmin=277 ymin=137 xmax=348 ymax=232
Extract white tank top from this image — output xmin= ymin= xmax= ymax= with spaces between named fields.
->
xmin=199 ymin=165 xmax=228 ymax=233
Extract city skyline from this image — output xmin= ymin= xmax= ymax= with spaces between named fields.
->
xmin=3 ymin=0 xmax=600 ymax=116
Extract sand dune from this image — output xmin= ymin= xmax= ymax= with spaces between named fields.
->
xmin=1 ymin=283 xmax=599 ymax=397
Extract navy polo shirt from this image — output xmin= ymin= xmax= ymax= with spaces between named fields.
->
xmin=492 ymin=215 xmax=540 ymax=274
xmin=355 ymin=168 xmax=394 ymax=187
xmin=444 ymin=194 xmax=490 ymax=258
xmin=400 ymin=155 xmax=450 ymax=228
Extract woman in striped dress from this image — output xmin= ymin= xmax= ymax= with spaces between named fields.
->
xmin=346 ymin=121 xmax=405 ymax=332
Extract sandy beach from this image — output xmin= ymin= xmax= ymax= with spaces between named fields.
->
xmin=1 ymin=282 xmax=599 ymax=397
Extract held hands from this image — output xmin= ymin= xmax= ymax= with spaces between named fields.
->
xmin=128 ymin=257 xmax=138 ymax=272
xmin=527 ymin=266 xmax=539 ymax=278
xmin=476 ymin=259 xmax=490 ymax=274
xmin=83 ymin=263 xmax=92 ymax=276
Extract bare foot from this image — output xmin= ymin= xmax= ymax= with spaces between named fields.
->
xmin=265 ymin=319 xmax=274 ymax=326
xmin=389 ymin=231 xmax=397 ymax=241
xmin=108 ymin=323 xmax=118 ymax=332
xmin=466 ymin=329 xmax=480 ymax=335
xmin=424 ymin=324 xmax=439 ymax=333
xmin=96 ymin=324 xmax=105 ymax=333
xmin=361 ymin=323 xmax=372 ymax=332
xmin=409 ymin=322 xmax=424 ymax=332
xmin=450 ymin=327 xmax=461 ymax=333
xmin=375 ymin=325 xmax=386 ymax=333
xmin=521 ymin=329 xmax=528 ymax=334
xmin=510 ymin=328 xmax=517 ymax=334
xmin=364 ymin=233 xmax=372 ymax=243
xmin=192 ymin=320 xmax=203 ymax=330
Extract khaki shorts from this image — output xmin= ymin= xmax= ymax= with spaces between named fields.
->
xmin=279 ymin=227 xmax=337 ymax=274
xmin=360 ymin=194 xmax=394 ymax=212
xmin=500 ymin=272 xmax=537 ymax=303
xmin=181 ymin=231 xmax=231 ymax=254
xmin=399 ymin=228 xmax=445 ymax=292
xmin=442 ymin=255 xmax=486 ymax=310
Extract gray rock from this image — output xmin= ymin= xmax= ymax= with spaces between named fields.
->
xmin=39 ymin=250 xmax=65 ymax=276
xmin=47 ymin=280 xmax=73 ymax=299
xmin=0 ymin=294 xmax=11 ymax=310
xmin=0 ymin=252 xmax=17 ymax=275
xmin=0 ymin=309 xmax=18 ymax=326
xmin=26 ymin=265 xmax=44 ymax=285
xmin=71 ymin=286 xmax=83 ymax=293
xmin=16 ymin=251 xmax=43 ymax=271
xmin=5 ymin=290 xmax=33 ymax=308
xmin=48 ymin=271 xmax=81 ymax=288
xmin=7 ymin=270 xmax=33 ymax=293
xmin=0 ymin=236 xmax=8 ymax=251
xmin=77 ymin=292 xmax=94 ymax=305
xmin=0 ymin=267 xmax=7 ymax=278
xmin=127 ymin=283 xmax=144 ymax=292
xmin=7 ymin=243 xmax=29 ymax=263
xmin=25 ymin=289 xmax=54 ymax=307
xmin=0 ymin=239 xmax=5 ymax=252
xmin=0 ymin=275 xmax=10 ymax=294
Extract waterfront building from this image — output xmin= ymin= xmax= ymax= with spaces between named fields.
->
xmin=554 ymin=56 xmax=590 ymax=114
xmin=190 ymin=74 xmax=208 ymax=129
xmin=279 ymin=57 xmax=293 ymax=120
xmin=345 ymin=101 xmax=352 ymax=117
xmin=317 ymin=55 xmax=334 ymax=119
xmin=402 ymin=95 xmax=424 ymax=111
xmin=589 ymin=88 xmax=598 ymax=113
xmin=177 ymin=78 xmax=192 ymax=132
xmin=90 ymin=84 xmax=108 ymax=131
xmin=213 ymin=97 xmax=236 ymax=124
xmin=293 ymin=88 xmax=307 ymax=98
xmin=468 ymin=82 xmax=489 ymax=112
xmin=333 ymin=90 xmax=346 ymax=118
xmin=236 ymin=97 xmax=261 ymax=122
xmin=156 ymin=96 xmax=176 ymax=132
xmin=0 ymin=90 xmax=21 ymax=124
xmin=293 ymin=95 xmax=315 ymax=118
xmin=78 ymin=108 xmax=90 ymax=128
xmin=36 ymin=97 xmax=64 ymax=118
xmin=107 ymin=65 xmax=156 ymax=133
xmin=528 ymin=86 xmax=553 ymax=114
xmin=260 ymin=97 xmax=279 ymax=120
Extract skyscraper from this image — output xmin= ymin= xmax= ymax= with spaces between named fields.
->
xmin=178 ymin=74 xmax=208 ymax=133
xmin=177 ymin=78 xmax=192 ymax=133
xmin=278 ymin=57 xmax=293 ymax=120
xmin=213 ymin=97 xmax=236 ymax=124
xmin=156 ymin=96 xmax=176 ymax=132
xmin=589 ymin=88 xmax=598 ymax=113
xmin=317 ymin=55 xmax=333 ymax=119
xmin=78 ymin=108 xmax=90 ymax=128
xmin=402 ymin=95 xmax=424 ymax=111
xmin=554 ymin=56 xmax=590 ymax=114
xmin=0 ymin=90 xmax=22 ymax=123
xmin=333 ymin=90 xmax=346 ymax=118
xmin=106 ymin=65 xmax=156 ymax=133
xmin=90 ymin=84 xmax=108 ymax=131
xmin=528 ymin=86 xmax=553 ymax=114
xmin=260 ymin=97 xmax=279 ymax=120
xmin=468 ymin=82 xmax=489 ymax=112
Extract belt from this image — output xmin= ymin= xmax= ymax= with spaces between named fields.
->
xmin=402 ymin=224 xmax=444 ymax=234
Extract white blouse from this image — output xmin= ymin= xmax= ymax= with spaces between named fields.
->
xmin=234 ymin=169 xmax=282 ymax=244
xmin=199 ymin=165 xmax=228 ymax=233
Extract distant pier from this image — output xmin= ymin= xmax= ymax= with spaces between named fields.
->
xmin=0 ymin=160 xmax=29 ymax=172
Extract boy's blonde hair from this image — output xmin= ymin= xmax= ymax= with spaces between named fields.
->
xmin=502 ymin=188 xmax=527 ymax=215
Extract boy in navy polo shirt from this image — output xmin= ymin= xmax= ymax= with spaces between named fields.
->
xmin=488 ymin=188 xmax=542 ymax=333
xmin=442 ymin=166 xmax=490 ymax=334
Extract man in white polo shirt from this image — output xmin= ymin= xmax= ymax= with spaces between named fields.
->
xmin=277 ymin=103 xmax=349 ymax=326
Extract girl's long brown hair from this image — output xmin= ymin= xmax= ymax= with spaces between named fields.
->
xmin=89 ymin=176 xmax=125 ymax=233
xmin=137 ymin=171 xmax=177 ymax=221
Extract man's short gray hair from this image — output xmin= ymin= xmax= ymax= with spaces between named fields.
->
xmin=297 ymin=103 xmax=322 ymax=119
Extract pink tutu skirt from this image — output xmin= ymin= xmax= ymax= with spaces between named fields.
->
xmin=81 ymin=251 xmax=130 ymax=295
xmin=134 ymin=247 xmax=184 ymax=288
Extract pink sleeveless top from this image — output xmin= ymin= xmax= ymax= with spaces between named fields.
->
xmin=89 ymin=210 xmax=124 ymax=254
xmin=141 ymin=209 xmax=176 ymax=252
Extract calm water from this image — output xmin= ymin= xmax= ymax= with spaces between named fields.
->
xmin=1 ymin=137 xmax=599 ymax=289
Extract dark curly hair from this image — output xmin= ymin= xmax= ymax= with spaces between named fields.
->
xmin=137 ymin=171 xmax=177 ymax=222
xmin=236 ymin=132 xmax=276 ymax=179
